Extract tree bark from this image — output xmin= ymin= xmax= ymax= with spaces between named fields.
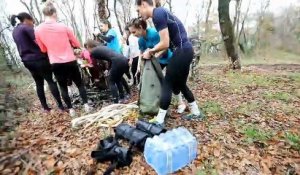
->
xmin=255 ymin=0 xmax=270 ymax=47
xmin=114 ymin=0 xmax=123 ymax=35
xmin=168 ymin=0 xmax=173 ymax=13
xmin=79 ymin=0 xmax=91 ymax=39
xmin=205 ymin=0 xmax=212 ymax=34
xmin=232 ymin=0 xmax=243 ymax=50
xmin=97 ymin=0 xmax=110 ymax=20
xmin=19 ymin=0 xmax=39 ymax=23
xmin=218 ymin=0 xmax=241 ymax=70
xmin=64 ymin=0 xmax=83 ymax=44
xmin=33 ymin=0 xmax=43 ymax=23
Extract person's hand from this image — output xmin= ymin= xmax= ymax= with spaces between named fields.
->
xmin=104 ymin=70 xmax=109 ymax=77
xmin=135 ymin=68 xmax=140 ymax=77
xmin=93 ymin=29 xmax=100 ymax=37
xmin=129 ymin=58 xmax=133 ymax=66
xmin=143 ymin=49 xmax=154 ymax=59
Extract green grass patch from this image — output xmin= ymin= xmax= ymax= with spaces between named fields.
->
xmin=263 ymin=92 xmax=293 ymax=102
xmin=202 ymin=74 xmax=221 ymax=84
xmin=285 ymin=132 xmax=300 ymax=151
xmin=199 ymin=49 xmax=300 ymax=65
xmin=287 ymin=73 xmax=300 ymax=87
xmin=242 ymin=125 xmax=273 ymax=143
xmin=226 ymin=72 xmax=279 ymax=89
xmin=236 ymin=102 xmax=262 ymax=116
xmin=5 ymin=73 xmax=32 ymax=88
xmin=197 ymin=169 xmax=218 ymax=175
xmin=202 ymin=101 xmax=225 ymax=116
xmin=197 ymin=160 xmax=218 ymax=175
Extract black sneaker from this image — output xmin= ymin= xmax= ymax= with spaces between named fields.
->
xmin=182 ymin=111 xmax=205 ymax=121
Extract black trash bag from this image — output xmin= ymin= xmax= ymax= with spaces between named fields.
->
xmin=91 ymin=136 xmax=132 ymax=175
xmin=114 ymin=124 xmax=150 ymax=151
xmin=136 ymin=120 xmax=166 ymax=136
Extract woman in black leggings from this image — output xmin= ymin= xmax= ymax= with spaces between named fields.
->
xmin=35 ymin=3 xmax=91 ymax=117
xmin=136 ymin=0 xmax=205 ymax=125
xmin=11 ymin=12 xmax=63 ymax=112
xmin=86 ymin=40 xmax=130 ymax=103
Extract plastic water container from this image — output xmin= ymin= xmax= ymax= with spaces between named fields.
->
xmin=144 ymin=127 xmax=198 ymax=175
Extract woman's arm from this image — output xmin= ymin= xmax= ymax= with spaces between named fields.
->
xmin=35 ymin=30 xmax=47 ymax=53
xmin=66 ymin=27 xmax=81 ymax=48
xmin=98 ymin=33 xmax=114 ymax=42
xmin=135 ymin=51 xmax=143 ymax=77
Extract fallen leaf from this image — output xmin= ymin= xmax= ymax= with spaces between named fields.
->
xmin=214 ymin=148 xmax=221 ymax=157
xmin=14 ymin=167 xmax=20 ymax=174
xmin=2 ymin=169 xmax=12 ymax=174
xmin=66 ymin=148 xmax=80 ymax=157
xmin=44 ymin=156 xmax=56 ymax=169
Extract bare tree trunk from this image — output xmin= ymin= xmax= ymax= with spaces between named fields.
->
xmin=235 ymin=0 xmax=242 ymax=38
xmin=168 ymin=0 xmax=173 ymax=13
xmin=183 ymin=0 xmax=191 ymax=25
xmin=114 ymin=0 xmax=123 ymax=35
xmin=120 ymin=0 xmax=132 ymax=25
xmin=19 ymin=0 xmax=40 ymax=23
xmin=231 ymin=0 xmax=242 ymax=48
xmin=205 ymin=0 xmax=212 ymax=34
xmin=63 ymin=0 xmax=83 ymax=44
xmin=56 ymin=2 xmax=70 ymax=26
xmin=1 ymin=35 xmax=20 ymax=68
xmin=255 ymin=0 xmax=270 ymax=47
xmin=238 ymin=0 xmax=251 ymax=50
xmin=218 ymin=0 xmax=241 ymax=70
xmin=79 ymin=0 xmax=91 ymax=39
xmin=93 ymin=4 xmax=101 ymax=31
xmin=33 ymin=0 xmax=43 ymax=23
xmin=97 ymin=0 xmax=110 ymax=20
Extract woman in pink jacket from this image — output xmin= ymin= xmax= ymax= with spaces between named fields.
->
xmin=35 ymin=3 xmax=91 ymax=117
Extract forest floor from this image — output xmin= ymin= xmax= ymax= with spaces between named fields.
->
xmin=0 ymin=60 xmax=299 ymax=175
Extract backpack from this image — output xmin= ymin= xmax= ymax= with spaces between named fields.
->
xmin=91 ymin=136 xmax=133 ymax=175
xmin=139 ymin=58 xmax=164 ymax=115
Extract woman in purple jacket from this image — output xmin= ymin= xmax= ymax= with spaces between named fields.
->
xmin=11 ymin=12 xmax=64 ymax=112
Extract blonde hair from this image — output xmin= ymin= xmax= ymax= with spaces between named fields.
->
xmin=42 ymin=2 xmax=56 ymax=16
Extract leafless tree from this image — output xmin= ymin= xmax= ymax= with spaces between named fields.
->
xmin=19 ymin=0 xmax=42 ymax=24
xmin=205 ymin=0 xmax=212 ymax=34
xmin=97 ymin=0 xmax=110 ymax=20
xmin=56 ymin=0 xmax=83 ymax=44
xmin=218 ymin=0 xmax=241 ymax=70
xmin=233 ymin=0 xmax=242 ymax=42
xmin=114 ymin=0 xmax=124 ymax=35
xmin=254 ymin=0 xmax=271 ymax=47
xmin=79 ymin=0 xmax=92 ymax=39
xmin=165 ymin=0 xmax=173 ymax=13
xmin=238 ymin=0 xmax=251 ymax=53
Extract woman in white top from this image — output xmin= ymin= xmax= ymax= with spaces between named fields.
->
xmin=123 ymin=25 xmax=141 ymax=85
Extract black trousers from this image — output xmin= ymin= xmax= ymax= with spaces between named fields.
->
xmin=160 ymin=47 xmax=195 ymax=110
xmin=23 ymin=59 xmax=63 ymax=110
xmin=51 ymin=61 xmax=88 ymax=109
xmin=109 ymin=63 xmax=129 ymax=103
xmin=131 ymin=57 xmax=140 ymax=85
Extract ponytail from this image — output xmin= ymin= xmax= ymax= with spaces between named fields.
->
xmin=128 ymin=18 xmax=147 ymax=30
xmin=155 ymin=0 xmax=161 ymax=7
xmin=10 ymin=12 xmax=33 ymax=27
xmin=10 ymin=15 xmax=19 ymax=27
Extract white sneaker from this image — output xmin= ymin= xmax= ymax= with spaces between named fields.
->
xmin=177 ymin=103 xmax=186 ymax=114
xmin=84 ymin=104 xmax=92 ymax=113
xmin=69 ymin=108 xmax=76 ymax=117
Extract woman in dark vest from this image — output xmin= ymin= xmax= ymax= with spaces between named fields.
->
xmin=11 ymin=12 xmax=63 ymax=112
